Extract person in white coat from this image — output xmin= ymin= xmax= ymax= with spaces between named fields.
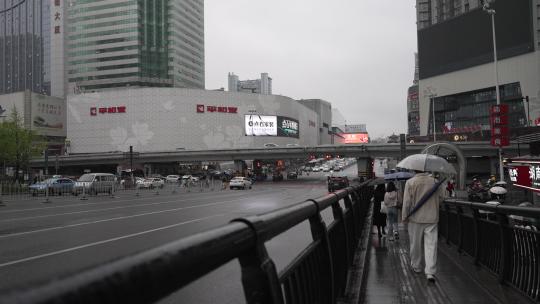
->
xmin=402 ymin=170 xmax=445 ymax=282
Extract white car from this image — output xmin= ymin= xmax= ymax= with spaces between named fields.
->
xmin=229 ymin=177 xmax=253 ymax=190
xmin=312 ymin=167 xmax=321 ymax=172
xmin=138 ymin=178 xmax=164 ymax=189
xmin=166 ymin=175 xmax=180 ymax=183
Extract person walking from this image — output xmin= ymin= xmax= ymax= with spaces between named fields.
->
xmin=384 ymin=181 xmax=400 ymax=241
xmin=402 ymin=170 xmax=445 ymax=283
xmin=372 ymin=184 xmax=387 ymax=238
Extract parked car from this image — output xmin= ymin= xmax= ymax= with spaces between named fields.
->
xmin=72 ymin=173 xmax=116 ymax=196
xmin=229 ymin=177 xmax=253 ymax=190
xmin=312 ymin=167 xmax=321 ymax=172
xmin=328 ymin=176 xmax=350 ymax=192
xmin=287 ymin=172 xmax=298 ymax=180
xmin=165 ymin=175 xmax=180 ymax=183
xmin=263 ymin=143 xmax=279 ymax=148
xmin=29 ymin=178 xmax=75 ymax=196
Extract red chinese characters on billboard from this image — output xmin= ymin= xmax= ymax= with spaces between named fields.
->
xmin=490 ymin=104 xmax=509 ymax=147
xmin=90 ymin=106 xmax=126 ymax=116
xmin=342 ymin=133 xmax=369 ymax=144
xmin=196 ymin=104 xmax=238 ymax=114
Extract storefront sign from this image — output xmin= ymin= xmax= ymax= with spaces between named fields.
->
xmin=508 ymin=165 xmax=533 ymax=191
xmin=196 ymin=104 xmax=238 ymax=114
xmin=90 ymin=106 xmax=126 ymax=116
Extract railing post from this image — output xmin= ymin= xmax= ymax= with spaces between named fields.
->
xmin=472 ymin=208 xmax=481 ymax=266
xmin=497 ymin=212 xmax=511 ymax=284
xmin=445 ymin=203 xmax=451 ymax=245
xmin=343 ymin=193 xmax=358 ymax=241
xmin=307 ymin=199 xmax=335 ymax=304
xmin=231 ymin=217 xmax=283 ymax=304
xmin=457 ymin=205 xmax=464 ymax=253
xmin=331 ymin=195 xmax=351 ymax=264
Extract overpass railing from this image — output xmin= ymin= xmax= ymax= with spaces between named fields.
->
xmin=3 ymin=182 xmax=374 ymax=304
xmin=440 ymin=200 xmax=540 ymax=302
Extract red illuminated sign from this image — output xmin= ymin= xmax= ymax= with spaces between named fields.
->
xmin=342 ymin=133 xmax=369 ymax=144
xmin=90 ymin=106 xmax=126 ymax=116
xmin=490 ymin=104 xmax=509 ymax=147
xmin=196 ymin=104 xmax=237 ymax=114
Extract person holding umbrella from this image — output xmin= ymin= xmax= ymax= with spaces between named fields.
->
xmin=398 ymin=154 xmax=454 ymax=283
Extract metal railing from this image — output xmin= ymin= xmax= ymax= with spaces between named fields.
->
xmin=0 ymin=179 xmax=228 ymax=204
xmin=440 ymin=199 xmax=540 ymax=301
xmin=2 ymin=182 xmax=374 ymax=304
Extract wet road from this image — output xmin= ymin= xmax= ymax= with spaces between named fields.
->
xmin=0 ymin=166 xmax=357 ymax=303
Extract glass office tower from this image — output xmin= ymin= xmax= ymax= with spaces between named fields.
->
xmin=0 ymin=1 xmax=51 ymax=96
xmin=67 ymin=0 xmax=204 ymax=93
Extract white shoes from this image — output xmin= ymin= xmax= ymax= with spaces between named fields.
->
xmin=426 ymin=274 xmax=436 ymax=283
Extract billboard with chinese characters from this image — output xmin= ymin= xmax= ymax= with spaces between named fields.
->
xmin=339 ymin=133 xmax=369 ymax=144
xmin=245 ymin=115 xmax=278 ymax=136
xmin=31 ymin=93 xmax=67 ymax=137
xmin=244 ymin=115 xmax=300 ymax=138
xmin=277 ymin=116 xmax=300 ymax=138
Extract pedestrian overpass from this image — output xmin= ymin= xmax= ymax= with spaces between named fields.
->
xmin=30 ymin=142 xmax=527 ymax=181
xmin=4 ymin=181 xmax=537 ymax=303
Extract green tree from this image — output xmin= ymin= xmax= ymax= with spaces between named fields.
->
xmin=0 ymin=106 xmax=45 ymax=181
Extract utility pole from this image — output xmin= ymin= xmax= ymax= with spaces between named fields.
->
xmin=484 ymin=2 xmax=504 ymax=181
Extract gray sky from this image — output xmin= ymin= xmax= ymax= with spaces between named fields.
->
xmin=205 ymin=0 xmax=418 ymax=138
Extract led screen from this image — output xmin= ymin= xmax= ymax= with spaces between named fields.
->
xmin=340 ymin=133 xmax=369 ymax=144
xmin=245 ymin=115 xmax=300 ymax=138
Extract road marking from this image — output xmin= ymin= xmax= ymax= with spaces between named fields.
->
xmin=0 ymin=191 xmax=277 ymax=223
xmin=0 ymin=214 xmax=225 ymax=269
xmin=0 ymin=194 xmax=285 ymax=239
xmin=0 ymin=188 xmax=277 ymax=214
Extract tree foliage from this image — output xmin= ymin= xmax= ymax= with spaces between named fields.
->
xmin=0 ymin=106 xmax=45 ymax=179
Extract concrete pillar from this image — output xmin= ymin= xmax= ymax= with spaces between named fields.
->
xmin=234 ymin=160 xmax=246 ymax=176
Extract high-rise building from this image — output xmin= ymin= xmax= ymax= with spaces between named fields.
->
xmin=416 ymin=0 xmax=483 ymax=30
xmin=228 ymin=72 xmax=272 ymax=95
xmin=0 ymin=0 xmax=66 ymax=98
xmin=67 ymin=0 xmax=204 ymax=93
xmin=415 ymin=0 xmax=539 ymax=141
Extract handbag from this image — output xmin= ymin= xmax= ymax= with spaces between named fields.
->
xmin=380 ymin=201 xmax=388 ymax=214
xmin=405 ymin=178 xmax=446 ymax=219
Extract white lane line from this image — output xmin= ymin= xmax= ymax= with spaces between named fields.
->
xmin=0 ymin=192 xmax=272 ymax=223
xmin=0 ymin=190 xmax=281 ymax=223
xmin=0 ymin=197 xmax=268 ymax=239
xmin=0 ymin=188 xmax=277 ymax=214
xmin=0 ymin=214 xmax=225 ymax=269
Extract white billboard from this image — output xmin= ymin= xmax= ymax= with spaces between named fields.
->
xmin=31 ymin=93 xmax=67 ymax=137
xmin=245 ymin=115 xmax=278 ymax=136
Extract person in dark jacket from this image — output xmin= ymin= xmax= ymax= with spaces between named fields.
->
xmin=373 ymin=183 xmax=387 ymax=238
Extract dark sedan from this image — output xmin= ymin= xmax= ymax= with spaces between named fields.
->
xmin=328 ymin=176 xmax=349 ymax=192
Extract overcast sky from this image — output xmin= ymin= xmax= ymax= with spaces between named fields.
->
xmin=205 ymin=0 xmax=418 ymax=138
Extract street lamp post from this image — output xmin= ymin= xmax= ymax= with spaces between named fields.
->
xmin=484 ymin=2 xmax=504 ymax=181
xmin=431 ymin=95 xmax=437 ymax=142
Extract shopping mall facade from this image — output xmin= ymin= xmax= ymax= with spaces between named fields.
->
xmin=66 ymin=88 xmax=323 ymax=154
xmin=415 ymin=0 xmax=539 ymax=142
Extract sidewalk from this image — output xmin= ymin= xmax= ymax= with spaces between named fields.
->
xmin=360 ymin=225 xmax=505 ymax=304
